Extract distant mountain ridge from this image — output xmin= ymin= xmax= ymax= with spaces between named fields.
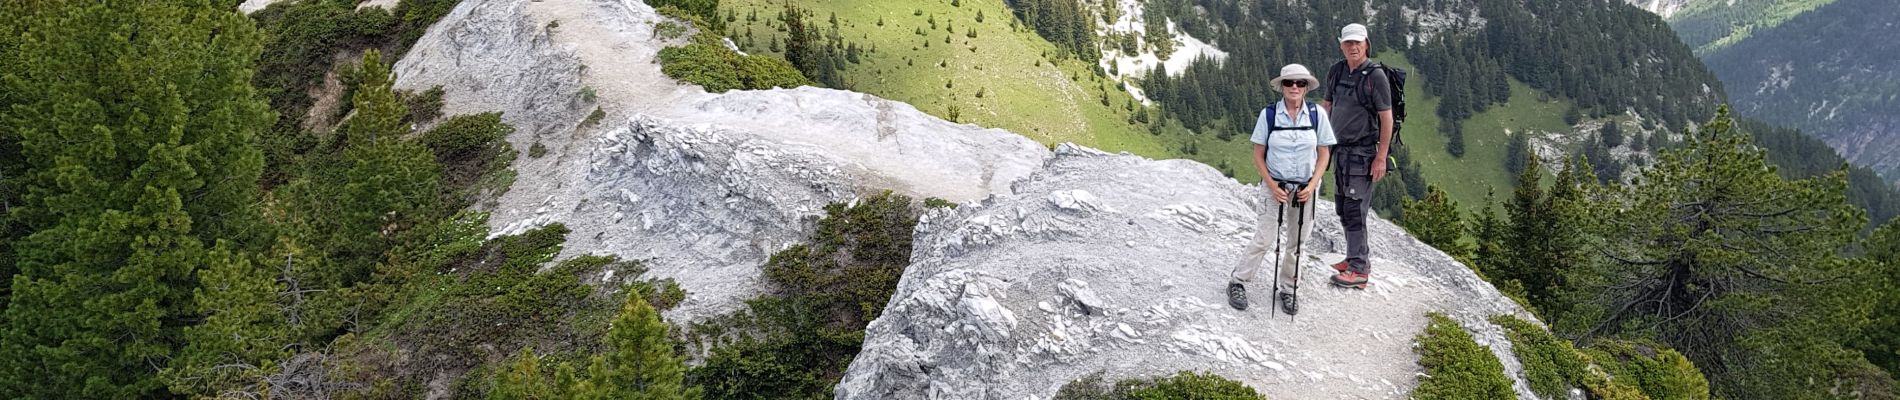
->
xmin=1692 ymin=0 xmax=1900 ymax=185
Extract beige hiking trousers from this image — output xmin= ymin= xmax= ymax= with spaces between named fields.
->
xmin=1231 ymin=182 xmax=1317 ymax=291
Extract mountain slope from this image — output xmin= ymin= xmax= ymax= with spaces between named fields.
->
xmin=1700 ymin=0 xmax=1900 ymax=185
xmin=1659 ymin=0 xmax=1840 ymax=54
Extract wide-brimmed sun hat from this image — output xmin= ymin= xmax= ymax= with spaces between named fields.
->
xmin=1270 ymin=64 xmax=1318 ymax=89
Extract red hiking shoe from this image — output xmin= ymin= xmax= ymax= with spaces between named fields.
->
xmin=1331 ymin=260 xmax=1351 ymax=273
xmin=1331 ymin=270 xmax=1369 ymax=289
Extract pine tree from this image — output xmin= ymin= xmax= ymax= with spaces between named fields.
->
xmin=1469 ymin=189 xmax=1509 ymax=280
xmin=1862 ymin=221 xmax=1900 ymax=377
xmin=277 ymin=50 xmax=441 ymax=290
xmin=571 ymin=293 xmax=697 ymax=400
xmin=1570 ymin=107 xmax=1881 ymax=397
xmin=1402 ymin=185 xmax=1474 ymax=264
xmin=164 ymin=244 xmax=289 ymax=398
xmin=490 ymin=348 xmax=558 ymax=399
xmin=0 ymin=1 xmax=271 ymax=397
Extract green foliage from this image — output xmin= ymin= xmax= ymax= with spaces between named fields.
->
xmin=165 ymin=245 xmax=292 ymax=398
xmin=651 ymin=0 xmax=724 ymax=32
xmin=1864 ymin=221 xmax=1900 ymax=377
xmin=1738 ymin=118 xmax=1900 ymax=227
xmin=1412 ymin=313 xmax=1515 ymax=400
xmin=1488 ymin=154 xmax=1592 ymax=315
xmin=574 ymin=290 xmax=699 ymax=399
xmin=1052 ymin=371 xmax=1267 ymax=400
xmin=1668 ymin=0 xmax=1840 ymax=53
xmin=0 ymin=1 xmax=272 ymax=396
xmin=249 ymin=0 xmax=460 ymax=183
xmin=1402 ymin=185 xmax=1473 ymax=263
xmin=1567 ymin=107 xmax=1882 ymax=398
xmin=485 ymin=285 xmax=700 ymax=400
xmin=655 ymin=21 xmax=690 ymax=40
xmin=657 ymin=20 xmax=811 ymax=92
xmin=1005 ymin=0 xmax=1098 ymax=62
xmin=420 ymin=113 xmax=516 ymax=201
xmin=688 ymin=192 xmax=920 ymax=399
xmin=403 ymin=85 xmax=447 ymax=125
xmin=1581 ymin=340 xmax=1711 ymax=400
xmin=277 ymin=50 xmax=445 ymax=290
xmin=923 ymin=197 xmax=959 ymax=209
xmin=1490 ymin=315 xmax=1592 ymax=399
xmin=1142 ymin=0 xmax=1720 ymax=149
xmin=1697 ymin=0 xmax=1900 ymax=182
xmin=530 ymin=142 xmax=549 ymax=158
xmin=584 ymin=107 xmax=607 ymax=127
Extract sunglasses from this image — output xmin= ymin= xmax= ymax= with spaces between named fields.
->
xmin=1281 ymin=80 xmax=1308 ymax=88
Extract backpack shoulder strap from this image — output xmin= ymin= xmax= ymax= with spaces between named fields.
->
xmin=1305 ymin=102 xmax=1320 ymax=127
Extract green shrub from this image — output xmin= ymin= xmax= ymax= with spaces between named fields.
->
xmin=1583 ymin=340 xmax=1710 ymax=400
xmin=659 ymin=41 xmax=810 ymax=92
xmin=421 ymin=112 xmax=512 ymax=167
xmin=656 ymin=11 xmax=809 ymax=92
xmin=583 ymin=107 xmax=607 ymax=128
xmin=1053 ymin=371 xmax=1267 ymax=400
xmin=655 ymin=21 xmax=689 ymax=40
xmin=1490 ymin=315 xmax=1591 ymax=399
xmin=341 ymin=222 xmax=693 ymax=398
xmin=922 ymin=197 xmax=958 ymax=209
xmin=418 ymin=112 xmax=516 ymax=208
xmin=1413 ymin=313 xmax=1515 ymax=400
xmin=402 ymin=85 xmax=446 ymax=124
xmin=687 ymin=191 xmax=921 ymax=399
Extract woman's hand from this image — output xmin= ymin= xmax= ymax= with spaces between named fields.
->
xmin=1297 ymin=183 xmax=1317 ymax=203
xmin=1269 ymin=183 xmax=1290 ymax=204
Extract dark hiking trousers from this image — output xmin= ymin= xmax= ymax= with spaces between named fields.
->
xmin=1334 ymin=146 xmax=1376 ymax=274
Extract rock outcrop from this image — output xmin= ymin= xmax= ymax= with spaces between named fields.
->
xmin=835 ymin=144 xmax=1539 ymax=399
xmin=390 ymin=0 xmax=1048 ymax=321
xmin=392 ymin=0 xmax=1547 ymax=398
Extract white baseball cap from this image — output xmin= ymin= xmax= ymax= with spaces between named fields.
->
xmin=1340 ymin=23 xmax=1368 ymax=43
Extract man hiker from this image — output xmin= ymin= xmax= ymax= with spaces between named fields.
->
xmin=1322 ymin=23 xmax=1393 ymax=290
xmin=1228 ymin=64 xmax=1335 ymax=315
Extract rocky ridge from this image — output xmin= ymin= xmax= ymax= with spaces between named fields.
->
xmin=391 ymin=0 xmax=1546 ymax=398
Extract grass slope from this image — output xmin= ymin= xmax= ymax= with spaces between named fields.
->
xmin=722 ymin=0 xmax=1166 ymax=155
xmin=1667 ymin=0 xmax=1839 ymax=54
xmin=1329 ymin=53 xmax=1576 ymax=213
xmin=717 ymin=1 xmax=1583 ymax=206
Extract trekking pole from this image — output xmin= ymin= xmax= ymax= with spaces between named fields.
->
xmin=1269 ymin=180 xmax=1288 ymax=318
xmin=1288 ymin=181 xmax=1307 ymax=323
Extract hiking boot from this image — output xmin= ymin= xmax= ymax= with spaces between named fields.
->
xmin=1278 ymin=291 xmax=1298 ymax=315
xmin=1330 ymin=270 xmax=1369 ymax=289
xmin=1227 ymin=283 xmax=1249 ymax=310
xmin=1331 ymin=260 xmax=1351 ymax=273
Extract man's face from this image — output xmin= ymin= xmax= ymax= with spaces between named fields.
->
xmin=1341 ymin=40 xmax=1367 ymax=63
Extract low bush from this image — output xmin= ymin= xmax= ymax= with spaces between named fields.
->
xmin=1054 ymin=371 xmax=1267 ymax=400
xmin=686 ymin=192 xmax=920 ymax=399
xmin=1413 ymin=313 xmax=1515 ymax=400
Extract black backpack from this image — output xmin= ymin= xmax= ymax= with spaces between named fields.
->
xmin=1328 ymin=60 xmax=1408 ymax=148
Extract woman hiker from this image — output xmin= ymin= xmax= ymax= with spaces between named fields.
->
xmin=1227 ymin=64 xmax=1335 ymax=315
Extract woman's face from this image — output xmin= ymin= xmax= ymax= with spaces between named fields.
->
xmin=1280 ymin=79 xmax=1309 ymax=100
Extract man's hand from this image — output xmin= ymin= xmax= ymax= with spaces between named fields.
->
xmin=1297 ymin=184 xmax=1317 ymax=203
xmin=1269 ymin=183 xmax=1290 ymax=204
xmin=1372 ymin=156 xmax=1388 ymax=182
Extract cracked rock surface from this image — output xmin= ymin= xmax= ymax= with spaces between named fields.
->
xmin=837 ymin=145 xmax=1539 ymax=399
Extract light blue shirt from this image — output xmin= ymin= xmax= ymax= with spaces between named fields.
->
xmin=1249 ymin=101 xmax=1336 ymax=183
